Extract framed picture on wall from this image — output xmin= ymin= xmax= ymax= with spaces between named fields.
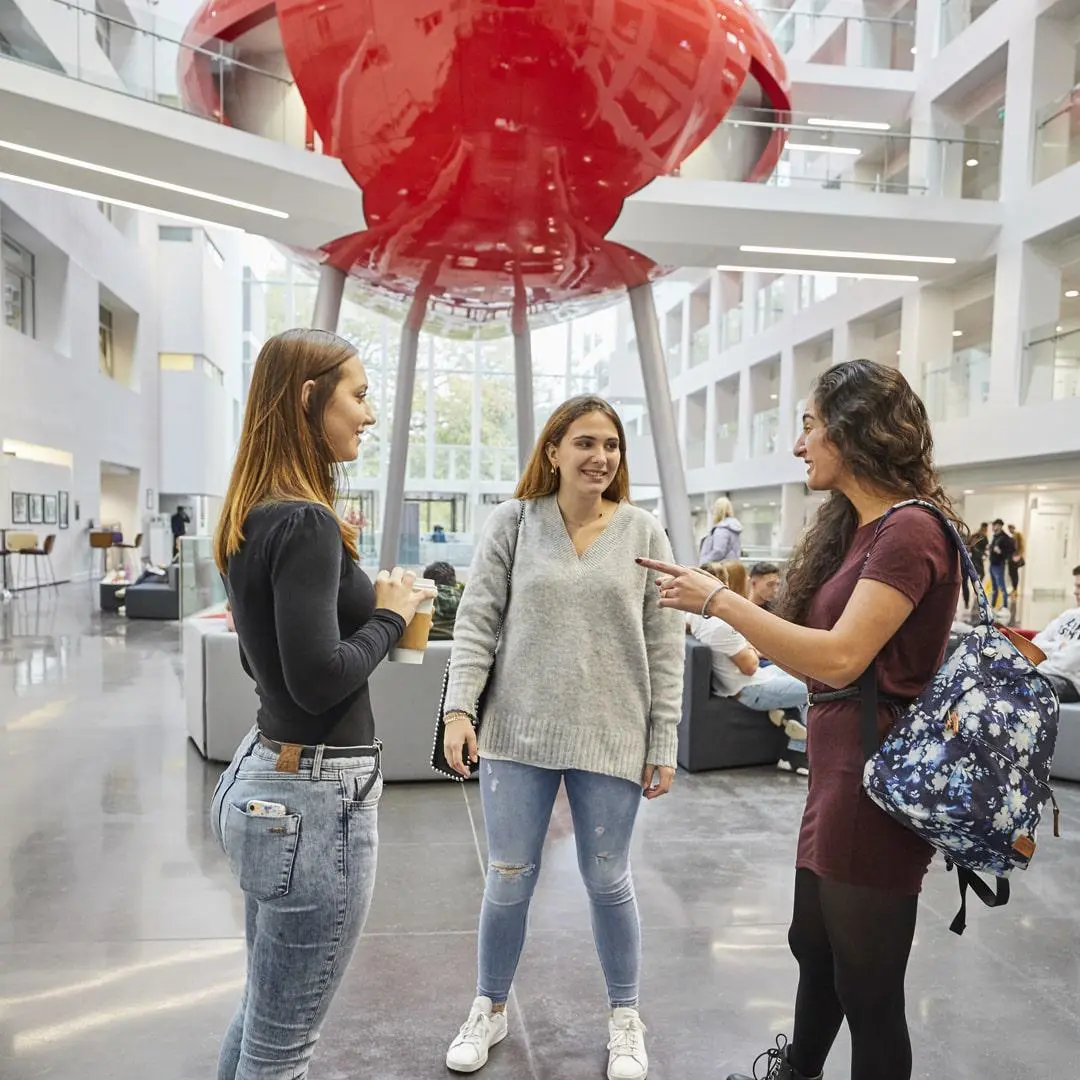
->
xmin=11 ymin=492 xmax=28 ymax=525
xmin=43 ymin=494 xmax=57 ymax=525
xmin=28 ymin=494 xmax=43 ymax=524
xmin=58 ymin=491 xmax=69 ymax=530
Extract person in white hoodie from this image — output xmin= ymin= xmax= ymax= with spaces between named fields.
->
xmin=699 ymin=496 xmax=743 ymax=562
xmin=1034 ymin=564 xmax=1080 ymax=703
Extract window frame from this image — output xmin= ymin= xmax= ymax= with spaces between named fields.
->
xmin=2 ymin=237 xmax=35 ymax=337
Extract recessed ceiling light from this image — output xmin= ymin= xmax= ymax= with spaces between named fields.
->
xmin=742 ymin=503 xmax=752 ymax=509
xmin=740 ymin=245 xmax=956 ymax=265
xmin=965 ymin=158 xmax=979 ymax=167
xmin=1066 ymin=290 xmax=1079 ymax=298
xmin=806 ymin=118 xmax=891 ymax=131
xmin=0 ymin=169 xmax=244 ymax=232
xmin=910 ymin=46 xmax=917 ymax=54
xmin=0 ymin=138 xmax=289 ymax=219
xmin=785 ymin=143 xmax=862 ymax=156
xmin=964 ymin=489 xmax=975 ymax=495
xmin=1056 ymin=325 xmax=1064 ymax=333
xmin=770 ymin=393 xmax=778 ymax=400
xmin=896 ymin=349 xmax=902 ymax=355
xmin=714 ymin=264 xmax=919 ymax=282
xmin=953 ymin=330 xmax=963 ymax=337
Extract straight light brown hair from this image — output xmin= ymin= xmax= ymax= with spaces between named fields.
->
xmin=214 ymin=328 xmax=359 ymax=572
xmin=515 ymin=395 xmax=631 ymax=502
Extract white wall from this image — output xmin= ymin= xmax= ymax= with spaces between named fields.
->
xmin=0 ymin=455 xmax=75 ymax=582
xmin=99 ymin=467 xmax=140 ymax=540
xmin=0 ymin=181 xmax=160 ymax=581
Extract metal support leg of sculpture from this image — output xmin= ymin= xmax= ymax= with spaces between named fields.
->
xmin=311 ymin=265 xmax=346 ymax=332
xmin=513 ymin=330 xmax=535 ymax=473
xmin=627 ymin=283 xmax=696 ymax=565
xmin=379 ymin=296 xmax=425 ymax=570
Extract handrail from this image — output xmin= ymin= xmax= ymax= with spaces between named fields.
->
xmin=754 ymin=5 xmax=915 ymax=26
xmin=1036 ymin=84 xmax=1080 ymax=131
xmin=47 ymin=0 xmax=293 ymax=84
xmin=727 ymin=114 xmax=1002 ymax=149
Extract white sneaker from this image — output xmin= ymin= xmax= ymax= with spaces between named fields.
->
xmin=783 ymin=717 xmax=808 ymax=742
xmin=446 ymin=996 xmax=508 ymax=1073
xmin=607 ymin=1007 xmax=648 ymax=1080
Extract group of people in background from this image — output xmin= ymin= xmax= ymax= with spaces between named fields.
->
xmin=966 ymin=519 xmax=1025 ymax=617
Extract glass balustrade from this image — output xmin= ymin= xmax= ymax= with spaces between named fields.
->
xmin=750 ymin=408 xmax=780 ymax=457
xmin=716 ymin=421 xmax=739 ymax=463
xmin=753 ymin=4 xmax=916 ymax=71
xmin=939 ymin=0 xmax=1000 ymax=50
xmin=178 ymin=535 xmax=225 ymax=619
xmin=479 ymin=447 xmax=519 ymax=483
xmin=685 ymin=438 xmax=706 ymax=471
xmin=666 ymin=338 xmax=683 ymax=376
xmin=723 ymin=308 xmax=743 ymax=350
xmin=679 ymin=108 xmax=1001 ymax=198
xmin=3 ymin=0 xmax=299 ymax=145
xmin=921 ymin=348 xmax=991 ymax=422
xmin=433 ymin=445 xmax=474 ymax=482
xmin=690 ymin=325 xmax=710 ymax=368
xmin=1034 ymin=86 xmax=1080 ymax=184
xmin=1022 ymin=325 xmax=1080 ymax=405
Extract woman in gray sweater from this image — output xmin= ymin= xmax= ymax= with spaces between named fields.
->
xmin=442 ymin=396 xmax=684 ymax=1080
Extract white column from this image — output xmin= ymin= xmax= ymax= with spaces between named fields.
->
xmin=737 ymin=366 xmax=753 ymax=461
xmin=779 ymin=481 xmax=809 ymax=553
xmin=705 ymin=380 xmax=717 ymax=466
xmin=777 ymin=345 xmax=797 ymax=453
xmin=709 ymin=271 xmax=722 ymax=358
xmin=899 ymin=286 xmax=953 ymax=395
xmin=834 ymin=320 xmax=875 ymax=364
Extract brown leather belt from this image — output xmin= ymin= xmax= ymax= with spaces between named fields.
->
xmin=258 ymin=733 xmax=380 ymax=759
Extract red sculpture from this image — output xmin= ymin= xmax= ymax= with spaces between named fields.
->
xmin=181 ymin=0 xmax=790 ymax=323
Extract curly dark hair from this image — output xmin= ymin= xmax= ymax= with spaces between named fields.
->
xmin=776 ymin=359 xmax=965 ymax=626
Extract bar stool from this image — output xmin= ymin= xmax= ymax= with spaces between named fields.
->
xmin=90 ymin=531 xmax=114 ymax=578
xmin=17 ymin=535 xmax=57 ymax=591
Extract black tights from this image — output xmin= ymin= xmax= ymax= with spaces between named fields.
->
xmin=786 ymin=869 xmax=919 ymax=1080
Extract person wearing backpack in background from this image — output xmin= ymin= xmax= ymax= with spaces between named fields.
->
xmin=699 ymin=496 xmax=743 ymax=562
xmin=638 ymin=360 xmax=961 ymax=1080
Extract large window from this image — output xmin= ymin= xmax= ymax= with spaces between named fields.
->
xmin=2 ymin=237 xmax=34 ymax=336
xmin=99 ymin=305 xmax=115 ymax=376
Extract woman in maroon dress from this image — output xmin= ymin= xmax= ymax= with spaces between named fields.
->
xmin=638 ymin=360 xmax=961 ymax=1080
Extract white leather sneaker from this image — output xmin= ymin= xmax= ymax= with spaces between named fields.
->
xmin=607 ymin=1007 xmax=648 ymax=1080
xmin=446 ymin=996 xmax=508 ymax=1073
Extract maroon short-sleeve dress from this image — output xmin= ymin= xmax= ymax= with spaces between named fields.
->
xmin=796 ymin=506 xmax=962 ymax=895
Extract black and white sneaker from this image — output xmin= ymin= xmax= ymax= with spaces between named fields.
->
xmin=776 ymin=749 xmax=809 ymax=777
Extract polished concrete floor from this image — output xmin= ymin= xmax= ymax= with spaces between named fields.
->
xmin=1 ymin=586 xmax=1078 ymax=1080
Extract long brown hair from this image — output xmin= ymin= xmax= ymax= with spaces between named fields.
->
xmin=515 ymin=395 xmax=631 ymax=502
xmin=214 ymin=329 xmax=359 ymax=572
xmin=776 ymin=359 xmax=964 ymax=625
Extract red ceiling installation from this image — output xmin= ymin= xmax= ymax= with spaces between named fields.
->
xmin=181 ymin=0 xmax=790 ymax=324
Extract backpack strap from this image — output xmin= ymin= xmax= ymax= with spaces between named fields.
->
xmin=947 ymin=862 xmax=1011 ymax=936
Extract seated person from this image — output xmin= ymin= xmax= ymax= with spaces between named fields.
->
xmin=1033 ymin=564 xmax=1080 ymax=703
xmin=425 ymin=560 xmax=463 ymax=640
xmin=748 ymin=562 xmax=781 ymax=610
xmin=688 ymin=565 xmax=810 ymax=775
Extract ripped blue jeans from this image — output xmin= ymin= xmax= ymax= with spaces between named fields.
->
xmin=477 ymin=759 xmax=642 ymax=1008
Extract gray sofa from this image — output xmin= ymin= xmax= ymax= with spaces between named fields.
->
xmin=126 ymin=566 xmax=180 ymax=620
xmin=183 ymin=613 xmax=457 ymax=781
xmin=677 ymin=637 xmax=789 ymax=772
xmin=1052 ymin=701 xmax=1080 ymax=783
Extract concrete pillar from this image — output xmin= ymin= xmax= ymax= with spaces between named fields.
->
xmin=899 ymin=286 xmax=953 ymax=399
xmin=737 ymin=365 xmax=754 ymax=461
xmin=311 ymin=264 xmax=346 ymax=332
xmin=779 ymin=481 xmax=810 ymax=554
xmin=627 ymin=283 xmax=696 ymax=565
xmin=777 ymin=344 xmax=797 ymax=453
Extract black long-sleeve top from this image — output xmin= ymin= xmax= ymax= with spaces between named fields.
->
xmin=225 ymin=501 xmax=405 ymax=746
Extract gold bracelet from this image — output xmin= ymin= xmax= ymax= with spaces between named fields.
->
xmin=444 ymin=712 xmax=475 ymax=726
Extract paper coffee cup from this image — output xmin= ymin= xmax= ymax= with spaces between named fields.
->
xmin=389 ymin=579 xmax=436 ymax=664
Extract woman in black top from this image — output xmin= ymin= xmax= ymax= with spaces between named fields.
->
xmin=209 ymin=328 xmax=430 ymax=1080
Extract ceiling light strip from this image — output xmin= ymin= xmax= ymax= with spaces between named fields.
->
xmin=715 ymin=264 xmax=919 ymax=282
xmin=0 ymin=138 xmax=288 ymax=219
xmin=740 ymin=245 xmax=956 ymax=265
xmin=0 ymin=170 xmax=244 ymax=233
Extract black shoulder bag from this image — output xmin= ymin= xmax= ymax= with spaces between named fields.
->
xmin=430 ymin=499 xmax=526 ymax=781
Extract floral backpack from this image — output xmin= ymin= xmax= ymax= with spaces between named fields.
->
xmin=859 ymin=500 xmax=1061 ymax=935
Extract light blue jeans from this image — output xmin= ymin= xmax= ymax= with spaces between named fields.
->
xmin=477 ymin=759 xmax=642 ymax=1008
xmin=737 ymin=672 xmax=809 ymax=752
xmin=210 ymin=727 xmax=382 ymax=1080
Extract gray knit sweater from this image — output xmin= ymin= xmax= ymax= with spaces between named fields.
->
xmin=445 ymin=496 xmax=685 ymax=784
